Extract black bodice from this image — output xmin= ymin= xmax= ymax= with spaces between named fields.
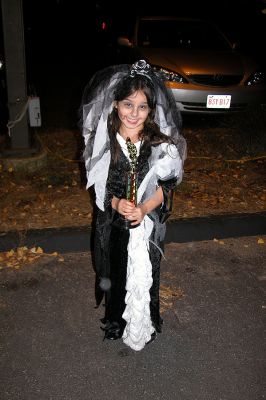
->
xmin=104 ymin=146 xmax=150 ymax=208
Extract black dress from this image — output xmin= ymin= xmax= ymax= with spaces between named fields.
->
xmin=93 ymin=143 xmax=177 ymax=346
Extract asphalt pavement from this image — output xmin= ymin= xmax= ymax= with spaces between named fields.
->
xmin=0 ymin=235 xmax=265 ymax=400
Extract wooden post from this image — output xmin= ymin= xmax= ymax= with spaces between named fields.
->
xmin=1 ymin=0 xmax=30 ymax=150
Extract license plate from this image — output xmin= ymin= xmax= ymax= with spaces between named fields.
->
xmin=207 ymin=95 xmax=231 ymax=108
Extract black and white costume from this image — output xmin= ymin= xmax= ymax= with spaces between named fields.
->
xmin=81 ymin=60 xmax=186 ymax=351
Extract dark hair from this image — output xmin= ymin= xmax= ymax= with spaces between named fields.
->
xmin=108 ymin=74 xmax=174 ymax=164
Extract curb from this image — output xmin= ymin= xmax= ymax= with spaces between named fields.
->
xmin=165 ymin=211 xmax=266 ymax=243
xmin=0 ymin=212 xmax=265 ymax=253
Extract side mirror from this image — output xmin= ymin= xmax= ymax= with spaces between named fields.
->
xmin=0 ymin=55 xmax=4 ymax=70
xmin=232 ymin=42 xmax=239 ymax=50
xmin=117 ymin=37 xmax=132 ymax=47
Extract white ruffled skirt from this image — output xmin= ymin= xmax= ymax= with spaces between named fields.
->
xmin=122 ymin=217 xmax=155 ymax=351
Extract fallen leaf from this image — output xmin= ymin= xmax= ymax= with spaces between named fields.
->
xmin=0 ymin=246 xmax=64 ymax=269
xmin=6 ymin=250 xmax=15 ymax=258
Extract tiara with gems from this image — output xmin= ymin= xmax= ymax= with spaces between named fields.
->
xmin=129 ymin=60 xmax=153 ymax=79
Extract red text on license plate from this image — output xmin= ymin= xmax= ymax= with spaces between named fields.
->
xmin=207 ymin=95 xmax=231 ymax=108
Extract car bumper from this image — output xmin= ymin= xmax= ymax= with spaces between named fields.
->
xmin=170 ymin=85 xmax=266 ymax=114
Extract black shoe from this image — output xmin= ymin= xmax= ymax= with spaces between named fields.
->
xmin=103 ymin=329 xmax=122 ymax=341
xmin=101 ymin=322 xmax=123 ymax=341
xmin=147 ymin=331 xmax=157 ymax=345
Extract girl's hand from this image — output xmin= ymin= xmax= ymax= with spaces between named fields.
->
xmin=117 ymin=199 xmax=135 ymax=216
xmin=113 ymin=185 xmax=163 ymax=226
xmin=117 ymin=200 xmax=146 ymax=226
xmin=126 ymin=204 xmax=147 ymax=226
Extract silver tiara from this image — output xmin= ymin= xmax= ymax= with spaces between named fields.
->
xmin=129 ymin=60 xmax=152 ymax=79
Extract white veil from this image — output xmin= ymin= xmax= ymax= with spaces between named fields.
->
xmin=79 ymin=60 xmax=187 ymax=210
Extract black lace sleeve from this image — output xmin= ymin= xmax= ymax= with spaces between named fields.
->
xmin=104 ymin=153 xmax=130 ymax=207
xmin=158 ymin=177 xmax=178 ymax=223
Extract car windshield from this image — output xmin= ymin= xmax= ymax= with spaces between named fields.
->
xmin=137 ymin=19 xmax=231 ymax=50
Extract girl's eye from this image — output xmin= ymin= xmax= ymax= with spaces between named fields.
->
xmin=120 ymin=102 xmax=148 ymax=110
xmin=139 ymin=104 xmax=148 ymax=110
xmin=123 ymin=102 xmax=132 ymax=108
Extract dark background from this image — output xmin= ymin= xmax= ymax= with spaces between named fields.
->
xmin=2 ymin=0 xmax=266 ymax=130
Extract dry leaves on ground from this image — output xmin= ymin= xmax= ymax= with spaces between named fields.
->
xmin=0 ymin=120 xmax=265 ymax=233
xmin=0 ymin=246 xmax=64 ymax=270
xmin=160 ymin=284 xmax=185 ymax=313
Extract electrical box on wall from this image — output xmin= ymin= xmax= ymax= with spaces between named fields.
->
xmin=28 ymin=97 xmax=41 ymax=127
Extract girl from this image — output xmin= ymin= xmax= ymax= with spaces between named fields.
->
xmin=80 ymin=60 xmax=186 ymax=351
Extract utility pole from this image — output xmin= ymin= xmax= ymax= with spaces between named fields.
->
xmin=1 ymin=0 xmax=30 ymax=150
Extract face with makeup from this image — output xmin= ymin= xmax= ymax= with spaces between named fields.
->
xmin=115 ymin=90 xmax=150 ymax=142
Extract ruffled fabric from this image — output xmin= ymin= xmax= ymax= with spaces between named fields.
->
xmin=122 ymin=217 xmax=155 ymax=351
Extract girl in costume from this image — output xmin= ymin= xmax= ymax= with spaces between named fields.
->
xmin=80 ymin=60 xmax=186 ymax=351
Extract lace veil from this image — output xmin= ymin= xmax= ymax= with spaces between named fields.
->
xmin=79 ymin=60 xmax=187 ymax=209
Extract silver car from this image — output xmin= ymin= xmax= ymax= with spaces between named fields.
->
xmin=118 ymin=16 xmax=266 ymax=114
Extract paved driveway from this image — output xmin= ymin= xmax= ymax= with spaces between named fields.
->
xmin=0 ymin=236 xmax=265 ymax=400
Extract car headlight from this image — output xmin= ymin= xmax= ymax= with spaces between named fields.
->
xmin=245 ymin=71 xmax=265 ymax=86
xmin=0 ymin=59 xmax=4 ymax=70
xmin=152 ymin=66 xmax=188 ymax=84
